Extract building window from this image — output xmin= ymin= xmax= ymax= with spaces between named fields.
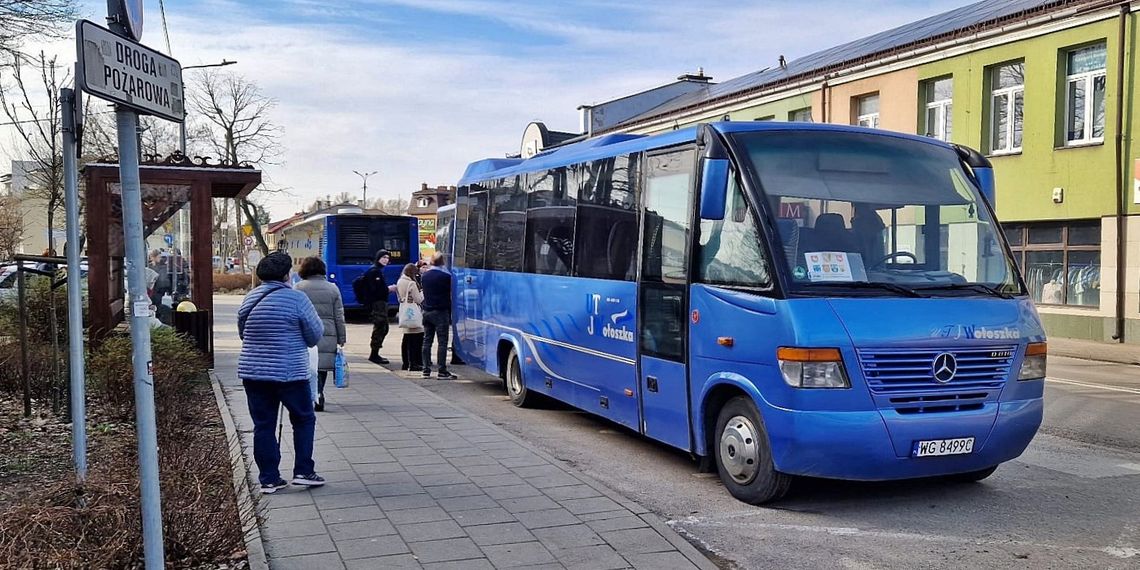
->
xmin=855 ymin=94 xmax=879 ymax=128
xmin=789 ymin=107 xmax=812 ymax=122
xmin=754 ymin=115 xmax=775 ymax=121
xmin=922 ymin=77 xmax=953 ymax=141
xmin=1003 ymin=221 xmax=1100 ymax=307
xmin=990 ymin=61 xmax=1024 ymax=154
xmin=1064 ymin=43 xmax=1107 ymax=145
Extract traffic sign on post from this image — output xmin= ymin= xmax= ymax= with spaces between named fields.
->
xmin=76 ymin=20 xmax=184 ymax=122
xmin=122 ymin=0 xmax=144 ymax=40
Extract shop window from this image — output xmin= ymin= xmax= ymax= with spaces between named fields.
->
xmin=922 ymin=77 xmax=953 ymax=141
xmin=989 ymin=61 xmax=1024 ymax=154
xmin=1003 ymin=221 xmax=1100 ymax=307
xmin=1064 ymin=42 xmax=1107 ymax=145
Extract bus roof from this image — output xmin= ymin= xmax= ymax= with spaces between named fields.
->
xmin=458 ymin=122 xmax=957 ymax=186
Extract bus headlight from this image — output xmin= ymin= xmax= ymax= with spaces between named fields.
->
xmin=777 ymin=348 xmax=850 ymax=389
xmin=1018 ymin=342 xmax=1047 ymax=380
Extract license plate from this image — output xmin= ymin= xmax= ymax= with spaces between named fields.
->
xmin=914 ymin=437 xmax=975 ymax=457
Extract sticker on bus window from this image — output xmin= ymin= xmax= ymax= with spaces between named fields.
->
xmin=804 ymin=252 xmax=855 ymax=282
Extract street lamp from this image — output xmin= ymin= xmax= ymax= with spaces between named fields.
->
xmin=353 ymin=170 xmax=378 ymax=207
xmin=179 ymin=59 xmax=237 ymax=152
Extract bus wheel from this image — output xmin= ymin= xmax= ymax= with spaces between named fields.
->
xmin=505 ymin=349 xmax=535 ymax=408
xmin=714 ymin=396 xmax=791 ymax=504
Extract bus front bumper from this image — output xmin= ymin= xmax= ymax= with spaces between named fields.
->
xmin=761 ymin=398 xmax=1043 ymax=481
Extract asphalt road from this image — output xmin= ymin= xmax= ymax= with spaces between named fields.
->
xmin=215 ymin=296 xmax=1140 ymax=569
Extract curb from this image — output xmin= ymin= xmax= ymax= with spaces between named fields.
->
xmin=209 ymin=374 xmax=270 ymax=570
xmin=375 ymin=365 xmax=719 ymax=570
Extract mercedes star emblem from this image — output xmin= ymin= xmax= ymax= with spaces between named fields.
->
xmin=932 ymin=353 xmax=957 ymax=384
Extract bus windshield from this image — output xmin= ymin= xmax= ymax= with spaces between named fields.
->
xmin=735 ymin=131 xmax=1022 ymax=297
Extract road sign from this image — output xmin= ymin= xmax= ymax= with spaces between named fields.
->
xmin=247 ymin=250 xmax=263 ymax=267
xmin=163 ymin=233 xmax=173 ymax=246
xmin=76 ymin=20 xmax=184 ymax=122
xmin=121 ymin=0 xmax=144 ymax=40
xmin=244 ymin=236 xmax=254 ymax=246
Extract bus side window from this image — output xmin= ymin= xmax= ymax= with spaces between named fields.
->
xmin=525 ymin=168 xmax=576 ymax=276
xmin=698 ymin=173 xmax=772 ymax=288
xmin=573 ymin=155 xmax=639 ymax=281
xmin=465 ymin=183 xmax=489 ymax=269
xmin=487 ymin=175 xmax=526 ymax=272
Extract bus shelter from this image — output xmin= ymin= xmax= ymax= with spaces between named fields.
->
xmin=83 ymin=152 xmax=261 ymax=353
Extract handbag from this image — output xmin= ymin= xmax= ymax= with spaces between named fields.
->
xmin=334 ymin=348 xmax=349 ymax=388
xmin=397 ymin=286 xmax=423 ymax=329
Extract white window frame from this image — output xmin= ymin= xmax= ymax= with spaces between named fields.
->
xmin=924 ymin=79 xmax=953 ymax=141
xmin=856 ymin=95 xmax=879 ymax=129
xmin=789 ymin=107 xmax=812 ymax=122
xmin=990 ymin=64 xmax=1024 ymax=155
xmin=1064 ymin=45 xmax=1106 ymax=146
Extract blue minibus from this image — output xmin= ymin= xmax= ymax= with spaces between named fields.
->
xmin=449 ymin=122 xmax=1045 ymax=504
xmin=280 ymin=212 xmax=418 ymax=308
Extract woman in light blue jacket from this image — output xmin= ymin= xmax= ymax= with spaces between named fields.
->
xmin=238 ymin=252 xmax=326 ymax=494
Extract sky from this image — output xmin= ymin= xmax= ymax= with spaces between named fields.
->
xmin=3 ymin=0 xmax=968 ymax=220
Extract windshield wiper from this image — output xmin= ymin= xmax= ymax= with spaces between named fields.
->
xmin=913 ymin=283 xmax=1014 ymax=299
xmin=805 ymin=282 xmax=926 ymax=298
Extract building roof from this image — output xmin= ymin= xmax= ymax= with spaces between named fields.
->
xmin=609 ymin=0 xmax=1096 ymax=131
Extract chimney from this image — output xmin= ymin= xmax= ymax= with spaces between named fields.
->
xmin=421 ymin=183 xmax=428 ymax=191
xmin=677 ymin=67 xmax=712 ymax=83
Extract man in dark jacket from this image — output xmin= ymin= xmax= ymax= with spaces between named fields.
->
xmin=421 ymin=252 xmax=455 ymax=379
xmin=361 ymin=249 xmax=396 ymax=365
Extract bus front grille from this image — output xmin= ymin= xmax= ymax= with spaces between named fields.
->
xmin=857 ymin=346 xmax=1016 ymax=394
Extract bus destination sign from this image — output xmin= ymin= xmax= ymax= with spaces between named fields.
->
xmin=76 ymin=20 xmax=184 ymax=122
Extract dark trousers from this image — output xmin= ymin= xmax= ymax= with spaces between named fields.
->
xmin=243 ymin=379 xmax=316 ymax=485
xmin=370 ymin=301 xmax=389 ymax=351
xmin=317 ymin=370 xmax=327 ymax=396
xmin=422 ymin=310 xmax=451 ymax=372
xmin=401 ymin=332 xmax=424 ymax=369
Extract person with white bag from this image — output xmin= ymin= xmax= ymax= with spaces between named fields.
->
xmin=237 ymin=252 xmax=326 ymax=494
xmin=396 ymin=263 xmax=425 ymax=371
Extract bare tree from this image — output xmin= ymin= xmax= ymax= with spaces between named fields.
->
xmin=138 ymin=115 xmax=180 ymax=159
xmin=370 ymin=197 xmax=409 ymax=215
xmin=0 ymin=0 xmax=77 ymax=57
xmin=0 ymin=195 xmax=23 ymax=259
xmin=0 ymin=51 xmax=66 ymax=253
xmin=188 ymin=69 xmax=283 ymax=256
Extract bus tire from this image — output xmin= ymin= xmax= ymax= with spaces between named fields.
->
xmin=947 ymin=465 xmax=998 ymax=483
xmin=505 ymin=348 xmax=535 ymax=408
xmin=714 ymin=396 xmax=791 ymax=504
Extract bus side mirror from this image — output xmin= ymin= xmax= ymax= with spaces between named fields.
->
xmin=974 ymin=167 xmax=996 ymax=206
xmin=700 ymin=158 xmax=730 ymax=221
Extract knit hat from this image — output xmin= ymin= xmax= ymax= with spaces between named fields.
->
xmin=256 ymin=252 xmax=293 ymax=282
xmin=375 ymin=249 xmax=391 ymax=262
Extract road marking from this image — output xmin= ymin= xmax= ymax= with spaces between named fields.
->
xmin=668 ymin=514 xmax=1138 ymax=559
xmin=1047 ymin=377 xmax=1140 ymax=395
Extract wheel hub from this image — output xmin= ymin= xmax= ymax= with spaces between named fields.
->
xmin=720 ymin=415 xmax=760 ymax=484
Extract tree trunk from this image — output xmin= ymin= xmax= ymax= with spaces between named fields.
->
xmin=239 ymin=199 xmax=271 ymax=256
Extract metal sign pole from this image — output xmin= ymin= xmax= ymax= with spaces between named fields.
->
xmin=61 ymin=87 xmax=87 ymax=484
xmin=106 ymin=0 xmax=164 ymax=564
xmin=116 ymin=106 xmax=165 ymax=568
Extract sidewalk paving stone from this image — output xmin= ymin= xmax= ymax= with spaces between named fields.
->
xmin=212 ymin=305 xmax=715 ymax=570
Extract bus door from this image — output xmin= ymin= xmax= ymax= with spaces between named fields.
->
xmin=456 ymin=188 xmax=489 ymax=363
xmin=637 ymin=147 xmax=697 ymax=451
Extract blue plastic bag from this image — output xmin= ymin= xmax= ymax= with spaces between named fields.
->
xmin=334 ymin=348 xmax=349 ymax=388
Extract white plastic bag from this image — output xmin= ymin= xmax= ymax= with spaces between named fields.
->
xmin=307 ymin=345 xmax=319 ymax=402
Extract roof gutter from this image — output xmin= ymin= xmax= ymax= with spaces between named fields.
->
xmin=607 ymin=0 xmax=1121 ymax=134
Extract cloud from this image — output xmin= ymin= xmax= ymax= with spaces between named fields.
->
xmin=2 ymin=0 xmax=969 ymax=219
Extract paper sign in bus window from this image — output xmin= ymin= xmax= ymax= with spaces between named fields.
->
xmin=805 ymin=251 xmax=854 ymax=282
